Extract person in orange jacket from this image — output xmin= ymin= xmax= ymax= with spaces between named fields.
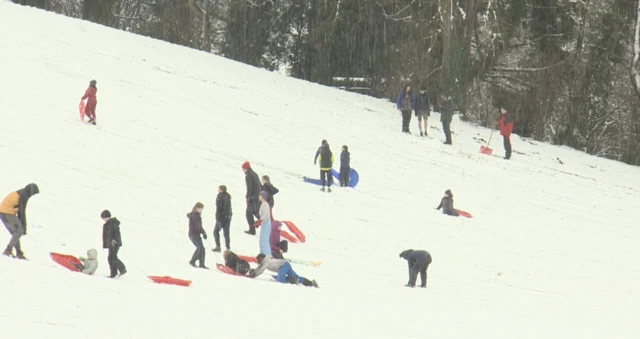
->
xmin=0 ymin=183 xmax=40 ymax=259
xmin=81 ymin=80 xmax=98 ymax=125
xmin=498 ymin=107 xmax=514 ymax=160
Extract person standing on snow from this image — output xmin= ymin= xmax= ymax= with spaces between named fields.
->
xmin=440 ymin=93 xmax=453 ymax=145
xmin=213 ymin=186 xmax=232 ymax=252
xmin=339 ymin=145 xmax=351 ymax=187
xmin=101 ymin=210 xmax=127 ymax=278
xmin=498 ymin=107 xmax=514 ymax=160
xmin=187 ymin=202 xmax=208 ymax=268
xmin=72 ymin=248 xmax=99 ymax=275
xmin=81 ymin=80 xmax=98 ymax=125
xmin=242 ymin=161 xmax=261 ymax=235
xmin=258 ymin=191 xmax=272 ymax=256
xmin=397 ymin=84 xmax=415 ymax=133
xmin=436 ymin=189 xmax=459 ymax=217
xmin=260 ymin=175 xmax=279 ymax=220
xmin=0 ymin=183 xmax=39 ymax=259
xmin=248 ymin=254 xmax=318 ymax=288
xmin=414 ymin=86 xmax=430 ymax=137
xmin=270 ymin=220 xmax=289 ymax=260
xmin=399 ymin=249 xmax=432 ymax=288
xmin=314 ymin=140 xmax=335 ymax=192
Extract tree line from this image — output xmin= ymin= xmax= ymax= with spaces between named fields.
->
xmin=16 ymin=0 xmax=640 ymax=165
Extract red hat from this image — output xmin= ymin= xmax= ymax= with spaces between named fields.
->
xmin=242 ymin=161 xmax=251 ymax=170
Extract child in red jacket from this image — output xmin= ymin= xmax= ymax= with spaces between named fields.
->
xmin=81 ymin=80 xmax=98 ymax=125
xmin=498 ymin=107 xmax=514 ymax=160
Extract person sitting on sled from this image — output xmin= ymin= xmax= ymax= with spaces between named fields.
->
xmin=436 ymin=189 xmax=459 ymax=217
xmin=248 ymin=254 xmax=318 ymax=288
xmin=270 ymin=220 xmax=289 ymax=260
xmin=223 ymin=250 xmax=251 ymax=275
xmin=72 ymin=248 xmax=99 ymax=275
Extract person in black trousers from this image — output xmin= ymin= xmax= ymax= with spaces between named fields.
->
xmin=339 ymin=145 xmax=351 ymax=187
xmin=242 ymin=161 xmax=261 ymax=235
xmin=399 ymin=249 xmax=432 ymax=288
xmin=101 ymin=210 xmax=127 ymax=278
xmin=187 ymin=202 xmax=208 ymax=268
xmin=440 ymin=93 xmax=453 ymax=145
xmin=213 ymin=186 xmax=232 ymax=252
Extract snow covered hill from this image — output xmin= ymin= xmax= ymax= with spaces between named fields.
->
xmin=1 ymin=3 xmax=639 ymax=338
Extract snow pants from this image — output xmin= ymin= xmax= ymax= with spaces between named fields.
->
xmin=107 ymin=246 xmax=127 ymax=278
xmin=320 ymin=170 xmax=333 ymax=188
xmin=339 ymin=166 xmax=350 ymax=187
xmin=503 ymin=135 xmax=512 ymax=159
xmin=85 ymin=100 xmax=97 ymax=121
xmin=245 ymin=198 xmax=260 ymax=233
xmin=408 ymin=260 xmax=430 ymax=287
xmin=189 ymin=234 xmax=206 ymax=267
xmin=214 ymin=219 xmax=231 ymax=250
xmin=259 ymin=218 xmax=271 ymax=256
xmin=276 ymin=262 xmax=300 ymax=284
xmin=442 ymin=121 xmax=452 ymax=144
xmin=0 ymin=213 xmax=23 ymax=254
xmin=401 ymin=110 xmax=412 ymax=132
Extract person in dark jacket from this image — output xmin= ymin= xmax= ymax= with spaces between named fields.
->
xmin=399 ymin=249 xmax=432 ymax=288
xmin=339 ymin=145 xmax=351 ymax=187
xmin=0 ymin=183 xmax=39 ymax=259
xmin=498 ymin=107 xmax=514 ymax=160
xmin=314 ymin=141 xmax=335 ymax=192
xmin=440 ymin=93 xmax=453 ymax=145
xmin=396 ymin=85 xmax=415 ymax=133
xmin=213 ymin=186 xmax=232 ymax=252
xmin=242 ymin=161 xmax=261 ymax=235
xmin=223 ymin=250 xmax=251 ymax=275
xmin=187 ymin=202 xmax=208 ymax=268
xmin=414 ymin=87 xmax=430 ymax=136
xmin=261 ymin=175 xmax=279 ymax=220
xmin=101 ymin=210 xmax=127 ymax=278
xmin=436 ymin=189 xmax=459 ymax=217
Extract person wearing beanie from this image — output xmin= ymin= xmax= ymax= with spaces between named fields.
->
xmin=101 ymin=210 xmax=127 ymax=278
xmin=314 ymin=140 xmax=335 ymax=192
xmin=0 ymin=183 xmax=39 ymax=259
xmin=257 ymin=191 xmax=272 ymax=256
xmin=213 ymin=185 xmax=232 ymax=252
xmin=187 ymin=202 xmax=208 ymax=268
xmin=399 ymin=249 xmax=432 ymax=288
xmin=498 ymin=107 xmax=514 ymax=160
xmin=81 ymin=80 xmax=98 ymax=125
xmin=440 ymin=93 xmax=453 ymax=144
xmin=414 ymin=86 xmax=430 ymax=136
xmin=260 ymin=175 xmax=279 ymax=220
xmin=397 ymin=84 xmax=415 ymax=133
xmin=339 ymin=145 xmax=351 ymax=187
xmin=248 ymin=254 xmax=318 ymax=288
xmin=242 ymin=161 xmax=262 ymax=235
xmin=436 ymin=189 xmax=459 ymax=217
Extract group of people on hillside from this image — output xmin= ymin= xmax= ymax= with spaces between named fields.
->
xmin=313 ymin=139 xmax=351 ymax=191
xmin=396 ymin=85 xmax=515 ymax=159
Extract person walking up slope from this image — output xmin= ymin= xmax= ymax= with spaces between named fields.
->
xmin=81 ymin=80 xmax=98 ymax=125
xmin=187 ymin=202 xmax=208 ymax=268
xmin=399 ymin=249 xmax=432 ymax=288
xmin=397 ymin=85 xmax=415 ymax=133
xmin=0 ymin=183 xmax=39 ymax=259
xmin=436 ymin=189 xmax=459 ymax=217
xmin=339 ymin=145 xmax=351 ymax=187
xmin=261 ymin=175 xmax=278 ymax=220
xmin=101 ymin=210 xmax=127 ymax=278
xmin=213 ymin=186 xmax=232 ymax=252
xmin=242 ymin=161 xmax=261 ymax=235
xmin=314 ymin=141 xmax=335 ymax=192
xmin=258 ymin=191 xmax=272 ymax=256
xmin=498 ymin=107 xmax=514 ymax=160
xmin=440 ymin=93 xmax=453 ymax=145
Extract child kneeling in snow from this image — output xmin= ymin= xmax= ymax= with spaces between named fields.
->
xmin=72 ymin=248 xmax=99 ymax=275
xmin=247 ymin=254 xmax=318 ymax=288
xmin=223 ymin=250 xmax=251 ymax=275
xmin=436 ymin=189 xmax=459 ymax=217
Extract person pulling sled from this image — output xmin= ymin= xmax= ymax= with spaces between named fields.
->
xmin=101 ymin=210 xmax=127 ymax=278
xmin=248 ymin=254 xmax=318 ymax=288
xmin=81 ymin=80 xmax=98 ymax=125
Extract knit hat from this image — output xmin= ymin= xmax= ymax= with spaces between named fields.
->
xmin=321 ymin=139 xmax=327 ymax=145
xmin=445 ymin=189 xmax=453 ymax=197
xmin=399 ymin=249 xmax=413 ymax=259
xmin=256 ymin=253 xmax=266 ymax=263
xmin=100 ymin=210 xmax=111 ymax=219
xmin=260 ymin=191 xmax=268 ymax=201
xmin=242 ymin=161 xmax=251 ymax=170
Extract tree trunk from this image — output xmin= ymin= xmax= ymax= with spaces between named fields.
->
xmin=631 ymin=0 xmax=640 ymax=98
xmin=82 ymin=0 xmax=116 ymax=27
xmin=186 ymin=0 xmax=211 ymax=52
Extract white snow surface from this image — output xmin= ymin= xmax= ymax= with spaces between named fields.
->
xmin=1 ymin=3 xmax=639 ymax=338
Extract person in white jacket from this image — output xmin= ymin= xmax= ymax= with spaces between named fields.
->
xmin=248 ymin=254 xmax=318 ymax=287
xmin=258 ymin=191 xmax=272 ymax=256
xmin=73 ymin=248 xmax=99 ymax=275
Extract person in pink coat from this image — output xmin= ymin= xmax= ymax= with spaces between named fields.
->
xmin=81 ymin=80 xmax=98 ymax=125
xmin=269 ymin=220 xmax=289 ymax=259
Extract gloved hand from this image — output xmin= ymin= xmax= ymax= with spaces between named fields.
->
xmin=247 ymin=269 xmax=256 ymax=278
xmin=111 ymin=240 xmax=117 ymax=247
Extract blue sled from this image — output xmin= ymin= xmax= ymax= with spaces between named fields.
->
xmin=303 ymin=168 xmax=359 ymax=188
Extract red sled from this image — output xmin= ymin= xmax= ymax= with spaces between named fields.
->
xmin=216 ymin=264 xmax=249 ymax=277
xmin=237 ymin=255 xmax=258 ymax=263
xmin=79 ymin=100 xmax=86 ymax=121
xmin=456 ymin=209 xmax=472 ymax=218
xmin=148 ymin=276 xmax=192 ymax=287
xmin=50 ymin=252 xmax=82 ymax=272
xmin=280 ymin=229 xmax=299 ymax=243
xmin=283 ymin=221 xmax=306 ymax=243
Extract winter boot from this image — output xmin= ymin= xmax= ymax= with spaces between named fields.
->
xmin=327 ymin=188 xmax=332 ymax=193
xmin=320 ymin=187 xmax=325 ymax=192
xmin=189 ymin=260 xmax=197 ymax=267
xmin=15 ymin=252 xmax=27 ymax=260
xmin=311 ymin=280 xmax=319 ymax=288
xmin=212 ymin=246 xmax=221 ymax=253
xmin=2 ymin=247 xmax=12 ymax=257
xmin=244 ymin=230 xmax=256 ymax=235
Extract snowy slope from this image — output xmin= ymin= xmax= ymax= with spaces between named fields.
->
xmin=1 ymin=3 xmax=639 ymax=338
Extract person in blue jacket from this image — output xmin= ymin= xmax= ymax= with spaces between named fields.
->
xmin=339 ymin=145 xmax=351 ymax=187
xmin=396 ymin=84 xmax=416 ymax=133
